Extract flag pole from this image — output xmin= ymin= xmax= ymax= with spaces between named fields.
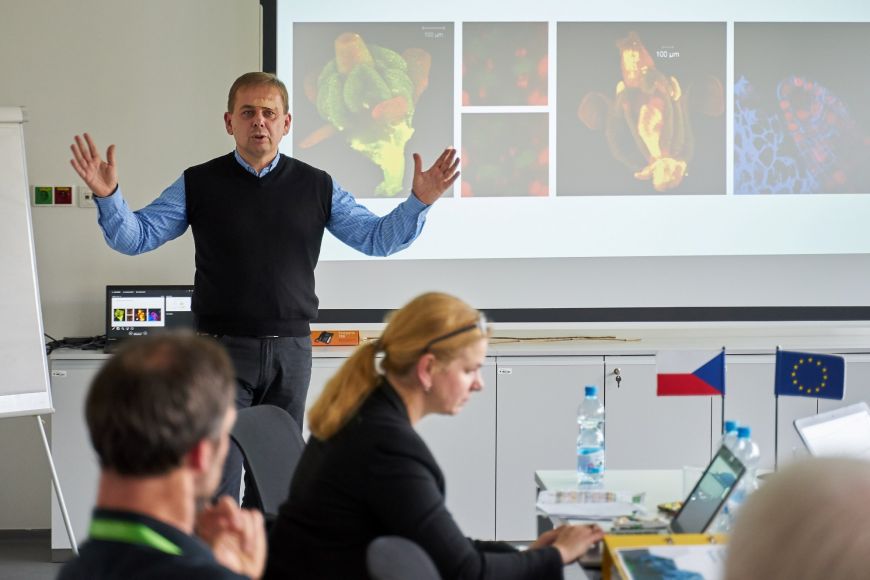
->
xmin=719 ymin=345 xmax=726 ymax=444
xmin=774 ymin=345 xmax=780 ymax=469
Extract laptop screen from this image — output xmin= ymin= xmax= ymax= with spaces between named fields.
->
xmin=794 ymin=402 xmax=870 ymax=459
xmin=670 ymin=444 xmax=745 ymax=534
xmin=105 ymin=285 xmax=195 ymax=349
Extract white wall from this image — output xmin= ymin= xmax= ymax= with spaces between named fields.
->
xmin=0 ymin=0 xmax=260 ymax=529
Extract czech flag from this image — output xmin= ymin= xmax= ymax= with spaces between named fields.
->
xmin=656 ymin=349 xmax=725 ymax=396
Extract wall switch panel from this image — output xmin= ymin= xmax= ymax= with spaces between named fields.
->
xmin=54 ymin=186 xmax=73 ymax=205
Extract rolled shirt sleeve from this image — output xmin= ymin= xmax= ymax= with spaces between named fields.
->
xmin=326 ymin=181 xmax=431 ymax=257
xmin=94 ymin=176 xmax=189 ymax=255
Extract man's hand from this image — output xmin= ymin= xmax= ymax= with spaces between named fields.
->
xmin=411 ymin=147 xmax=460 ymax=205
xmin=70 ymin=133 xmax=118 ymax=198
xmin=196 ymin=496 xmax=266 ymax=580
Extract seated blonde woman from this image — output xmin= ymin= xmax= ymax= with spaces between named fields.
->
xmin=265 ymin=292 xmax=603 ymax=579
xmin=725 ymin=457 xmax=870 ymax=580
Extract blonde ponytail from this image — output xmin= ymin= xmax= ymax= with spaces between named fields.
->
xmin=308 ymin=340 xmax=380 ymax=439
xmin=308 ymin=292 xmax=488 ymax=440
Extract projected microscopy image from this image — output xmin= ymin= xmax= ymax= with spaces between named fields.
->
xmin=557 ymin=23 xmax=725 ymax=196
xmin=461 ymin=113 xmax=548 ymax=197
xmin=734 ymin=23 xmax=870 ymax=195
xmin=293 ymin=23 xmax=453 ymax=198
xmin=463 ymin=22 xmax=548 ymax=106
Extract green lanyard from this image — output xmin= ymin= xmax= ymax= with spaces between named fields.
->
xmin=89 ymin=518 xmax=182 ymax=556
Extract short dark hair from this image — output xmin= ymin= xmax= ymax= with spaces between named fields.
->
xmin=227 ymin=71 xmax=289 ymax=114
xmin=85 ymin=334 xmax=236 ymax=477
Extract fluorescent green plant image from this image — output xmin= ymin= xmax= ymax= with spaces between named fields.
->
xmin=305 ymin=32 xmax=431 ymax=196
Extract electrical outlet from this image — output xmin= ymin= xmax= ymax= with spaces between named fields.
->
xmin=34 ymin=186 xmax=53 ymax=206
xmin=77 ymin=185 xmax=97 ymax=208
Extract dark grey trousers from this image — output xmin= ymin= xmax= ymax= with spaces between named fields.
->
xmin=214 ymin=335 xmax=312 ymax=506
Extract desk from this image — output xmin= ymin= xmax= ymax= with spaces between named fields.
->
xmin=535 ymin=470 xmax=688 ymax=580
xmin=535 ymin=469 xmax=688 ymax=533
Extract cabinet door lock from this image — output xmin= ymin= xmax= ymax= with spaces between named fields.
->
xmin=612 ymin=367 xmax=622 ymax=388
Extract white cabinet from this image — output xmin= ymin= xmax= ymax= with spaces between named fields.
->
xmin=48 ymin=347 xmax=870 ymax=552
xmin=603 ymin=356 xmax=717 ymax=470
xmin=305 ymin=357 xmax=346 ymax=439
xmin=49 ymin=357 xmax=104 ymax=554
xmin=494 ymin=356 xmax=604 ymax=540
xmin=723 ymin=355 xmax=776 ymax=470
xmin=417 ymin=359 xmax=497 ymax=540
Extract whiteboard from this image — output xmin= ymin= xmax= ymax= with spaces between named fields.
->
xmin=0 ymin=106 xmax=53 ymax=418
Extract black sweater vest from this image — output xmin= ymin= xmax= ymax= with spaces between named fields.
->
xmin=185 ymin=153 xmax=332 ymax=336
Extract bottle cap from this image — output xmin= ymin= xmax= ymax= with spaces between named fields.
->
xmin=724 ymin=420 xmax=738 ymax=433
xmin=584 ymin=385 xmax=597 ymax=397
xmin=737 ymin=426 xmax=751 ymax=438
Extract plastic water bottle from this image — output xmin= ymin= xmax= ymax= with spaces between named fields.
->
xmin=723 ymin=427 xmax=761 ymax=524
xmin=720 ymin=420 xmax=740 ymax=451
xmin=576 ymin=385 xmax=605 ymax=485
xmin=734 ymin=426 xmax=761 ymax=493
xmin=712 ymin=425 xmax=759 ymax=532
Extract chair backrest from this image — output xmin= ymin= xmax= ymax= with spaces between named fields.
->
xmin=230 ymin=404 xmax=305 ymax=518
xmin=366 ymin=536 xmax=441 ymax=580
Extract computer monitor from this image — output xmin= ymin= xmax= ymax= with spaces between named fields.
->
xmin=794 ymin=402 xmax=870 ymax=460
xmin=670 ymin=444 xmax=746 ymax=534
xmin=105 ymin=285 xmax=195 ymax=351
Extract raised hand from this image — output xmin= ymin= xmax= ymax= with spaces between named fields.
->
xmin=196 ymin=496 xmax=266 ymax=579
xmin=70 ymin=133 xmax=118 ymax=197
xmin=411 ymin=147 xmax=460 ymax=205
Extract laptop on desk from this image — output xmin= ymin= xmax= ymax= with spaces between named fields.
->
xmin=577 ymin=445 xmax=745 ymax=568
xmin=794 ymin=402 xmax=870 ymax=459
xmin=668 ymin=444 xmax=745 ymax=534
xmin=105 ymin=285 xmax=196 ymax=352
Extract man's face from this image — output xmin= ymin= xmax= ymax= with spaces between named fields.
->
xmin=197 ymin=405 xmax=237 ymax=500
xmin=224 ymin=84 xmax=291 ymax=168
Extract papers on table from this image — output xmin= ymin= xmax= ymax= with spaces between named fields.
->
xmin=536 ymin=489 xmax=646 ymax=520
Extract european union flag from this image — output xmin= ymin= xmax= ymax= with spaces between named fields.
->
xmin=774 ymin=350 xmax=845 ymax=400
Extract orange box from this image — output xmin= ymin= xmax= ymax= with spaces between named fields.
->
xmin=311 ymin=330 xmax=360 ymax=346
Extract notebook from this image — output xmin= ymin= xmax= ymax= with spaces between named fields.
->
xmin=794 ymin=401 xmax=870 ymax=459
xmin=105 ymin=285 xmax=196 ymax=352
xmin=669 ymin=444 xmax=746 ymax=534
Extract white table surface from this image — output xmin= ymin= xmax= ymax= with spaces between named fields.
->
xmin=536 ymin=469 xmax=690 ymax=516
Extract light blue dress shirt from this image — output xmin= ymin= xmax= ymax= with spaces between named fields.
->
xmin=95 ymin=151 xmax=431 ymax=256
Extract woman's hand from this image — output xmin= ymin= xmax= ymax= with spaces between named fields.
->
xmin=532 ymin=524 xmax=605 ymax=564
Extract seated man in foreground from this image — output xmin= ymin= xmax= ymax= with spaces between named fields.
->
xmin=725 ymin=456 xmax=870 ymax=580
xmin=59 ymin=334 xmax=265 ymax=579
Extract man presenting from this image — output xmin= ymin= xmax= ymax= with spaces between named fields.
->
xmin=70 ymin=72 xmax=459 ymax=501
xmin=58 ymin=334 xmax=265 ymax=579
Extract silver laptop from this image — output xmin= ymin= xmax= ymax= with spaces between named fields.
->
xmin=794 ymin=402 xmax=870 ymax=459
xmin=669 ymin=444 xmax=746 ymax=534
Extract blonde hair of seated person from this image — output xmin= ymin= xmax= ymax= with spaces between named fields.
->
xmin=725 ymin=457 xmax=870 ymax=580
xmin=308 ymin=292 xmax=487 ymax=440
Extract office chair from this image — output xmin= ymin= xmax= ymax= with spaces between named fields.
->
xmin=366 ymin=536 xmax=441 ymax=580
xmin=231 ymin=404 xmax=305 ymax=522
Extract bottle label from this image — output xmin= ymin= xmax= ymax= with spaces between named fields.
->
xmin=577 ymin=447 xmax=604 ymax=475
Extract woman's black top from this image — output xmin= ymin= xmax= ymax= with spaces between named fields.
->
xmin=265 ymin=381 xmax=562 ymax=579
